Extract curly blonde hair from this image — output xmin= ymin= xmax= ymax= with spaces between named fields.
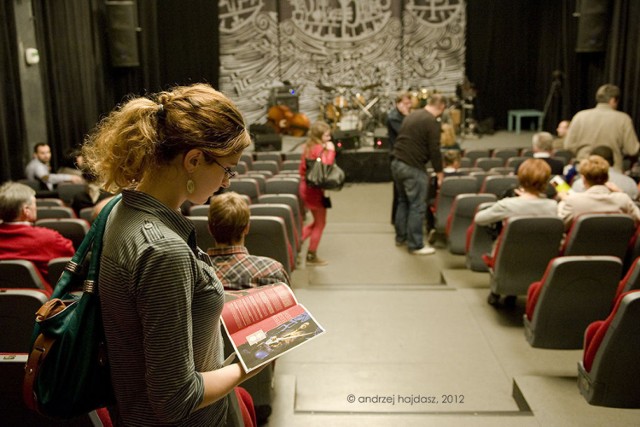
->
xmin=82 ymin=83 xmax=250 ymax=193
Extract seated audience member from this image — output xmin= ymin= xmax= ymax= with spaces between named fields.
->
xmin=475 ymin=158 xmax=557 ymax=227
xmin=70 ymin=169 xmax=114 ymax=216
xmin=571 ymin=145 xmax=638 ymax=200
xmin=552 ymin=119 xmax=570 ymax=150
xmin=557 ymin=155 xmax=640 ymax=229
xmin=207 ymin=191 xmax=291 ymax=289
xmin=516 ymin=132 xmax=564 ymax=176
xmin=24 ymin=143 xmax=83 ymax=191
xmin=0 ymin=181 xmax=75 ymax=281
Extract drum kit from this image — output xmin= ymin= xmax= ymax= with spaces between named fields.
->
xmin=317 ymin=82 xmax=383 ymax=132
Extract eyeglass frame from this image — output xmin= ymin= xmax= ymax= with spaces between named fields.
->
xmin=211 ymin=158 xmax=237 ymax=179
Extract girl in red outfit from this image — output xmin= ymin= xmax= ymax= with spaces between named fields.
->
xmin=298 ymin=121 xmax=335 ymax=266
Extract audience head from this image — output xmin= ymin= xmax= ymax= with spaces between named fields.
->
xmin=33 ymin=143 xmax=51 ymax=164
xmin=0 ymin=182 xmax=37 ymax=223
xmin=82 ymin=83 xmax=250 ymax=194
xmin=556 ymin=120 xmax=570 ymax=137
xmin=307 ymin=120 xmax=331 ymax=145
xmin=207 ymin=191 xmax=250 ymax=246
xmin=395 ymin=92 xmax=413 ymax=116
xmin=579 ymin=155 xmax=609 ymax=187
xmin=596 ymin=84 xmax=620 ymax=107
xmin=517 ymin=158 xmax=551 ymax=194
xmin=590 ymin=145 xmax=614 ymax=167
xmin=532 ymin=132 xmax=554 ymax=153
xmin=442 ymin=150 xmax=461 ymax=168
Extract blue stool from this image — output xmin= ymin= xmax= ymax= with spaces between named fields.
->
xmin=508 ymin=109 xmax=544 ymax=133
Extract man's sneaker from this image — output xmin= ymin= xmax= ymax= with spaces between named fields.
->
xmin=410 ymin=246 xmax=436 ymax=255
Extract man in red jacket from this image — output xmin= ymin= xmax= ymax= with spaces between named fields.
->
xmin=0 ymin=181 xmax=75 ymax=285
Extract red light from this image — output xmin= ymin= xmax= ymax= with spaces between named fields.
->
xmin=376 ymin=140 xmax=382 ymax=146
xmin=337 ymin=142 xmax=342 ymax=147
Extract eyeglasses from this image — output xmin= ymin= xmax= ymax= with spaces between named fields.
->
xmin=212 ymin=158 xmax=237 ymax=179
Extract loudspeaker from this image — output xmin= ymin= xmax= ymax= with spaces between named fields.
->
xmin=575 ymin=0 xmax=611 ymax=53
xmin=254 ymin=134 xmax=282 ymax=152
xmin=332 ymin=130 xmax=360 ymax=151
xmin=105 ymin=1 xmax=140 ymax=67
xmin=335 ymin=149 xmax=391 ymax=182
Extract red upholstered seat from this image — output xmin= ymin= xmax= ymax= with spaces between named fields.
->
xmin=583 ymin=290 xmax=640 ymax=372
xmin=525 ymin=257 xmax=558 ymax=321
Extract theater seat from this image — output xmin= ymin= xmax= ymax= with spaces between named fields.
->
xmin=578 ymin=291 xmax=640 ymax=408
xmin=464 ymin=202 xmax=496 ymax=272
xmin=0 ymin=288 xmax=49 ymax=352
xmin=614 ymin=256 xmax=640 ymax=301
xmin=523 ymin=256 xmax=622 ymax=349
xmin=446 ymin=193 xmax=496 ymax=255
xmin=484 ymin=216 xmax=564 ymax=303
xmin=561 ymin=213 xmax=636 ymax=260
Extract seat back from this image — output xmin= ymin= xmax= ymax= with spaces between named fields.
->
xmin=447 ymin=194 xmax=497 ymax=255
xmin=245 ymin=216 xmax=291 ymax=275
xmin=488 ymin=167 xmax=514 ymax=176
xmin=524 ymin=256 xmax=622 ymax=349
xmin=281 ymin=159 xmax=301 ymax=171
xmin=55 ymin=183 xmax=87 ymax=205
xmin=189 ymin=204 xmax=210 ymax=216
xmin=616 ymin=256 xmax=640 ymax=299
xmin=186 ymin=216 xmax=216 ymax=253
xmin=250 ymin=204 xmax=298 ymax=263
xmin=35 ymin=198 xmax=64 ymax=207
xmin=78 ymin=206 xmax=94 ymax=224
xmin=506 ymin=156 xmax=528 ymax=169
xmin=480 ymin=175 xmax=519 ymax=196
xmin=554 ymin=149 xmax=574 ymax=165
xmin=252 ymin=160 xmax=280 ymax=175
xmin=257 ymin=194 xmax=302 ymax=239
xmin=469 ymin=171 xmax=499 ymax=191
xmin=0 ymin=260 xmax=49 ymax=292
xmin=244 ymin=172 xmax=268 ymax=193
xmin=264 ymin=177 xmax=303 ymax=214
xmin=227 ymin=178 xmax=261 ymax=203
xmin=463 ymin=149 xmax=490 ymax=164
xmin=35 ymin=218 xmax=90 ymax=250
xmin=578 ymin=291 xmax=640 ymax=408
xmin=465 ymin=202 xmax=496 ymax=272
xmin=255 ymin=152 xmax=283 ymax=167
xmin=36 ymin=206 xmax=76 ymax=219
xmin=492 ymin=148 xmax=519 ymax=164
xmin=0 ymin=288 xmax=49 ymax=352
xmin=475 ymin=157 xmax=504 ymax=171
xmin=459 ymin=157 xmax=473 ymax=168
xmin=47 ymin=257 xmax=72 ymax=286
xmin=434 ymin=176 xmax=478 ymax=233
xmin=562 ymin=213 xmax=636 ymax=260
xmin=490 ymin=216 xmax=564 ymax=296
xmin=240 ymin=153 xmax=254 ymax=169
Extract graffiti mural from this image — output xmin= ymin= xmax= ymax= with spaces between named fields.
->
xmin=219 ymin=0 xmax=465 ymax=129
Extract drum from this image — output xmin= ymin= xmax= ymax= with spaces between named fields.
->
xmin=325 ymin=103 xmax=341 ymax=122
xmin=337 ymin=111 xmax=360 ymax=131
xmin=353 ymin=93 xmax=366 ymax=106
xmin=333 ymin=95 xmax=349 ymax=109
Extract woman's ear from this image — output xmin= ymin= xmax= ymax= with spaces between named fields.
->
xmin=183 ymin=149 xmax=202 ymax=173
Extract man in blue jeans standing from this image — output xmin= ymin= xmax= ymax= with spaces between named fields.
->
xmin=391 ymin=94 xmax=446 ymax=255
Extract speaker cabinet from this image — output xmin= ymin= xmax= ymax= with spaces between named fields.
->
xmin=575 ymin=0 xmax=611 ymax=53
xmin=105 ymin=1 xmax=140 ymax=67
xmin=332 ymin=130 xmax=360 ymax=151
xmin=254 ymin=134 xmax=283 ymax=152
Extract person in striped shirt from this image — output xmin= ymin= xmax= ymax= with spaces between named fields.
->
xmin=82 ymin=83 xmax=264 ymax=426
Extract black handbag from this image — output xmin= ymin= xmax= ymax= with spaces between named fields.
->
xmin=305 ymin=157 xmax=345 ymax=190
xmin=23 ymin=195 xmax=121 ymax=418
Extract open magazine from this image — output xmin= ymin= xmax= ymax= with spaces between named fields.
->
xmin=221 ymin=283 xmax=326 ymax=372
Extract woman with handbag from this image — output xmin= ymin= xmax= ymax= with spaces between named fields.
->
xmin=298 ymin=120 xmax=336 ymax=266
xmin=82 ymin=84 xmax=263 ymax=426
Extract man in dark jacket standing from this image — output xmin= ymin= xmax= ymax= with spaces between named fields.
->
xmin=391 ymin=94 xmax=446 ymax=255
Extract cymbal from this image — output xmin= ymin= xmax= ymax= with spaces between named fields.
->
xmin=317 ymin=83 xmax=334 ymax=92
xmin=361 ymin=82 xmax=382 ymax=91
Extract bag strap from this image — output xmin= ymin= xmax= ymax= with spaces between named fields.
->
xmin=51 ymin=194 xmax=122 ymax=299
xmin=23 ymin=332 xmax=57 ymax=412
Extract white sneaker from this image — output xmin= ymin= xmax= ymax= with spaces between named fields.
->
xmin=410 ymin=246 xmax=436 ymax=255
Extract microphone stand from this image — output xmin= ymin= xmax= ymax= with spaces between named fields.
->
xmin=541 ymin=77 xmax=561 ymax=131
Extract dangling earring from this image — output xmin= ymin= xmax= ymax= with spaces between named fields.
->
xmin=186 ymin=178 xmax=195 ymax=194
